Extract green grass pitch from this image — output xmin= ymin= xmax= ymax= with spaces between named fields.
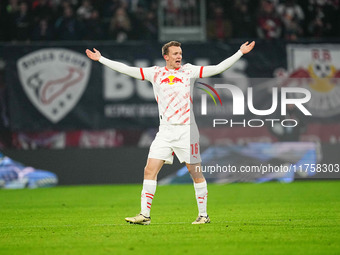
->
xmin=1 ymin=181 xmax=339 ymax=255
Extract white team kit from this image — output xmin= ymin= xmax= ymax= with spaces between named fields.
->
xmin=141 ymin=64 xmax=202 ymax=164
xmin=95 ymin=45 xmax=247 ymax=224
xmin=99 ymin=50 xmax=243 ymax=165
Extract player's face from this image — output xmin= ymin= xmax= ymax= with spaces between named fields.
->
xmin=165 ymin=46 xmax=182 ymax=69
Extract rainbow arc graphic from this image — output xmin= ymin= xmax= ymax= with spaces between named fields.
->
xmin=196 ymin=82 xmax=222 ymax=106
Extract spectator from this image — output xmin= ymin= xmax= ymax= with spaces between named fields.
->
xmin=50 ymin=0 xmax=63 ymax=6
xmin=207 ymin=6 xmax=232 ymax=41
xmin=306 ymin=0 xmax=339 ymax=38
xmin=77 ymin=0 xmax=93 ymax=21
xmin=161 ymin=0 xmax=181 ymax=26
xmin=101 ymin=0 xmax=121 ymax=39
xmin=55 ymin=5 xmax=84 ymax=40
xmin=181 ymin=0 xmax=197 ymax=26
xmin=307 ymin=5 xmax=327 ymax=38
xmin=0 ymin=3 xmax=9 ymax=41
xmin=109 ymin=7 xmax=131 ymax=42
xmin=129 ymin=5 xmax=146 ymax=40
xmin=232 ymin=0 xmax=256 ymax=38
xmin=32 ymin=0 xmax=54 ymax=23
xmin=126 ymin=0 xmax=153 ymax=14
xmin=6 ymin=0 xmax=20 ymax=40
xmin=276 ymin=0 xmax=304 ymax=41
xmin=142 ymin=10 xmax=158 ymax=40
xmin=207 ymin=0 xmax=234 ymax=19
xmin=6 ymin=0 xmax=20 ymax=15
xmin=101 ymin=0 xmax=121 ymax=21
xmin=131 ymin=5 xmax=158 ymax=40
xmin=12 ymin=1 xmax=33 ymax=41
xmin=31 ymin=18 xmax=54 ymax=41
xmin=54 ymin=0 xmax=77 ymax=22
xmin=257 ymin=0 xmax=282 ymax=40
xmin=84 ymin=9 xmax=104 ymax=40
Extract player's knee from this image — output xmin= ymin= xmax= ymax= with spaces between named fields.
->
xmin=144 ymin=165 xmax=157 ymax=178
xmin=188 ymin=164 xmax=205 ymax=181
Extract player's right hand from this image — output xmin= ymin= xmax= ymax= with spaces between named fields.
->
xmin=240 ymin=41 xmax=255 ymax=54
xmin=85 ymin=48 xmax=101 ymax=61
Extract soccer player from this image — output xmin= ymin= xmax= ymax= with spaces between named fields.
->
xmin=85 ymin=40 xmax=255 ymax=225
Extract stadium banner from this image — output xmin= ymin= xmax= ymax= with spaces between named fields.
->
xmin=3 ymin=42 xmax=340 ymax=147
xmin=4 ymin=41 xmax=285 ymax=132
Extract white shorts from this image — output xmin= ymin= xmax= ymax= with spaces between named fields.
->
xmin=148 ymin=124 xmax=201 ymax=164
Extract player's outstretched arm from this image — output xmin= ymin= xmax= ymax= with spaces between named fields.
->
xmin=85 ymin=48 xmax=142 ymax=79
xmin=201 ymin=41 xmax=255 ymax=78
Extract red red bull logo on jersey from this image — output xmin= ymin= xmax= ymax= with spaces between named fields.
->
xmin=160 ymin=75 xmax=183 ymax=85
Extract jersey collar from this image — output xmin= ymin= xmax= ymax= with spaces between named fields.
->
xmin=165 ymin=66 xmax=181 ymax=71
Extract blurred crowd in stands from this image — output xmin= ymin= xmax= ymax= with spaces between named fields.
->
xmin=0 ymin=0 xmax=158 ymax=42
xmin=208 ymin=0 xmax=340 ymax=41
xmin=0 ymin=0 xmax=339 ymax=43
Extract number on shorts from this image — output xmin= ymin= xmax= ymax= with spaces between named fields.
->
xmin=191 ymin=143 xmax=199 ymax=155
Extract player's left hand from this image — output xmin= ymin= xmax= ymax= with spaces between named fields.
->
xmin=240 ymin=41 xmax=255 ymax=54
xmin=85 ymin=48 xmax=101 ymax=61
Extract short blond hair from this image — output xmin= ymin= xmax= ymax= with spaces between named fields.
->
xmin=162 ymin=41 xmax=181 ymax=56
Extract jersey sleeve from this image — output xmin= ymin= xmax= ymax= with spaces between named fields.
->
xmin=200 ymin=50 xmax=243 ymax=78
xmin=140 ymin=66 xmax=157 ymax=82
xmin=99 ymin=56 xmax=143 ymax=79
xmin=185 ymin=63 xmax=203 ymax=79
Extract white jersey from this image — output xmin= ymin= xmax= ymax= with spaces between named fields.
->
xmin=99 ymin=50 xmax=243 ymax=125
xmin=141 ymin=64 xmax=203 ymax=125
